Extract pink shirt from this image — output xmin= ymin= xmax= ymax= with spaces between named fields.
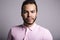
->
xmin=7 ymin=23 xmax=53 ymax=40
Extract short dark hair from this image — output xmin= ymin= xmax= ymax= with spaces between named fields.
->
xmin=21 ymin=0 xmax=38 ymax=14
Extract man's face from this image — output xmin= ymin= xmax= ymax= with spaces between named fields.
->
xmin=22 ymin=4 xmax=37 ymax=25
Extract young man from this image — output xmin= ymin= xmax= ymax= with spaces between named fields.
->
xmin=7 ymin=0 xmax=53 ymax=40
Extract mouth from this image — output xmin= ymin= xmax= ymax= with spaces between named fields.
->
xmin=27 ymin=17 xmax=34 ymax=21
xmin=23 ymin=17 xmax=36 ymax=25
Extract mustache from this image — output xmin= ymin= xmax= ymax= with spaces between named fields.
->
xmin=26 ymin=17 xmax=34 ymax=20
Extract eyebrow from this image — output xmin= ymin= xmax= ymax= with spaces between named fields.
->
xmin=31 ymin=10 xmax=35 ymax=11
xmin=24 ymin=9 xmax=35 ymax=11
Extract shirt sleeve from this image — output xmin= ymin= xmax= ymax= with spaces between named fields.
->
xmin=7 ymin=29 xmax=13 ymax=40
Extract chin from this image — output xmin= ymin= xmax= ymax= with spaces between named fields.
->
xmin=24 ymin=18 xmax=36 ymax=25
xmin=27 ymin=22 xmax=34 ymax=25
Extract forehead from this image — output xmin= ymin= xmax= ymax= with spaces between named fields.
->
xmin=23 ymin=4 xmax=36 ymax=10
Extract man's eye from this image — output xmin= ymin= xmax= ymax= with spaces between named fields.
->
xmin=31 ymin=11 xmax=35 ymax=13
xmin=23 ymin=11 xmax=27 ymax=14
xmin=24 ymin=11 xmax=26 ymax=13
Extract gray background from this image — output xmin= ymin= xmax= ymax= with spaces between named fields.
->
xmin=0 ymin=0 xmax=60 ymax=40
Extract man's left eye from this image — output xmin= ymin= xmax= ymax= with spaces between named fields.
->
xmin=31 ymin=11 xmax=34 ymax=13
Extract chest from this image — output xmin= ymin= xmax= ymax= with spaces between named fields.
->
xmin=12 ymin=28 xmax=43 ymax=40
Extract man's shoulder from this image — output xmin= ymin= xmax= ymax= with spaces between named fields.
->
xmin=36 ymin=24 xmax=51 ymax=34
xmin=37 ymin=24 xmax=53 ymax=39
xmin=10 ymin=24 xmax=24 ymax=31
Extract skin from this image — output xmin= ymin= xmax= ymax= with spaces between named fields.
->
xmin=21 ymin=4 xmax=37 ymax=27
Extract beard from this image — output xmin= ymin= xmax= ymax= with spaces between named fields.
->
xmin=23 ymin=16 xmax=37 ymax=25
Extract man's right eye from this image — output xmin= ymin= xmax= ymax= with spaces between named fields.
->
xmin=24 ymin=11 xmax=27 ymax=13
xmin=23 ymin=11 xmax=28 ymax=14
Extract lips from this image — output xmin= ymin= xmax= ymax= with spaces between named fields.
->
xmin=27 ymin=18 xmax=32 ymax=20
xmin=27 ymin=17 xmax=33 ymax=20
xmin=26 ymin=17 xmax=33 ymax=22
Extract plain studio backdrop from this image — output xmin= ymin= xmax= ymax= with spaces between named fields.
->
xmin=0 ymin=0 xmax=60 ymax=40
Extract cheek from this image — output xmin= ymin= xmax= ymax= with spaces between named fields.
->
xmin=33 ymin=13 xmax=37 ymax=18
xmin=22 ymin=14 xmax=27 ymax=19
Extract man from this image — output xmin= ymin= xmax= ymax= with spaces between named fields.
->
xmin=7 ymin=0 xmax=53 ymax=40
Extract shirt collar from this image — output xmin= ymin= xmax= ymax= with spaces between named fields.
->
xmin=23 ymin=23 xmax=36 ymax=31
xmin=28 ymin=23 xmax=36 ymax=31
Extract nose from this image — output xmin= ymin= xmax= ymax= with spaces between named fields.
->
xmin=28 ymin=12 xmax=31 ymax=17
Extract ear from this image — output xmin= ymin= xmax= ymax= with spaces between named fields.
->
xmin=21 ymin=13 xmax=23 ymax=17
xmin=21 ymin=13 xmax=24 ymax=18
xmin=36 ymin=12 xmax=37 ymax=15
xmin=21 ymin=13 xmax=22 ymax=17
